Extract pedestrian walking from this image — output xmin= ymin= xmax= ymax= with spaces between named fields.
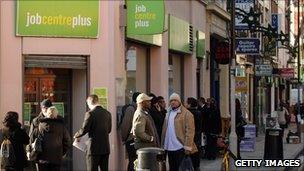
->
xmin=186 ymin=97 xmax=202 ymax=171
xmin=131 ymin=93 xmax=159 ymax=150
xmin=0 ymin=111 xmax=29 ymax=171
xmin=277 ymin=102 xmax=290 ymax=131
xmin=149 ymin=95 xmax=166 ymax=141
xmin=235 ymin=98 xmax=246 ymax=159
xmin=74 ymin=94 xmax=112 ymax=171
xmin=119 ymin=92 xmax=140 ymax=171
xmin=36 ymin=107 xmax=71 ymax=171
xmin=204 ymin=98 xmax=221 ymax=160
xmin=162 ymin=93 xmax=197 ymax=171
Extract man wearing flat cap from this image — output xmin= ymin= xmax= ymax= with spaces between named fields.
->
xmin=131 ymin=93 xmax=160 ymax=149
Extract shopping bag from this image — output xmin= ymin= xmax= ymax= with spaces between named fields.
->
xmin=178 ymin=156 xmax=194 ymax=171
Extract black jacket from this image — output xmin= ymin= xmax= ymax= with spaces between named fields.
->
xmin=198 ymin=104 xmax=208 ymax=133
xmin=1 ymin=123 xmax=29 ymax=169
xmin=74 ymin=106 xmax=112 ymax=155
xmin=188 ymin=107 xmax=202 ymax=146
xmin=204 ymin=106 xmax=222 ymax=135
xmin=38 ymin=118 xmax=71 ymax=165
xmin=149 ymin=106 xmax=165 ymax=140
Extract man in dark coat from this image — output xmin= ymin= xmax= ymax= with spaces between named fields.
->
xmin=74 ymin=94 xmax=112 ymax=171
xmin=29 ymin=99 xmax=53 ymax=143
xmin=37 ymin=106 xmax=71 ymax=170
xmin=204 ymin=98 xmax=222 ymax=160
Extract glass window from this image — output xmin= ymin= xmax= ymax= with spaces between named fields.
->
xmin=125 ymin=43 xmax=149 ymax=104
xmin=168 ymin=53 xmax=183 ymax=97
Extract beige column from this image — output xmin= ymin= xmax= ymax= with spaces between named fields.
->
xmin=184 ymin=55 xmax=197 ymax=99
xmin=219 ymin=64 xmax=230 ymax=118
xmin=0 ymin=1 xmax=22 ymax=120
xmin=150 ymin=31 xmax=169 ymax=102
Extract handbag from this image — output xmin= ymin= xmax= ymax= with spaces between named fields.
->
xmin=178 ymin=156 xmax=194 ymax=171
xmin=26 ymin=135 xmax=43 ymax=161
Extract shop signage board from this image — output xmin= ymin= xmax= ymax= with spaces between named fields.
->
xmin=236 ymin=38 xmax=260 ymax=55
xmin=279 ymin=68 xmax=294 ymax=79
xmin=255 ymin=65 xmax=273 ymax=76
xmin=235 ymin=0 xmax=254 ymax=30
xmin=93 ymin=87 xmax=108 ymax=110
xmin=127 ymin=0 xmax=165 ymax=35
xmin=16 ymin=0 xmax=99 ymax=38
xmin=235 ymin=77 xmax=248 ymax=93
xmin=53 ymin=102 xmax=65 ymax=118
xmin=290 ymin=89 xmax=303 ymax=105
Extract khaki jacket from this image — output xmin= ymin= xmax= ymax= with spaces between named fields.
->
xmin=161 ymin=105 xmax=198 ymax=154
xmin=132 ymin=107 xmax=160 ymax=149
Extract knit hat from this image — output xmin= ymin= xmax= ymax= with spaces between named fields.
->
xmin=169 ymin=93 xmax=181 ymax=103
xmin=136 ymin=93 xmax=153 ymax=104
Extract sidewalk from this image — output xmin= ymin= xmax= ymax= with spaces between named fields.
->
xmin=200 ymin=124 xmax=304 ymax=171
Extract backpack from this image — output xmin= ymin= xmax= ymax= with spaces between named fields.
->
xmin=0 ymin=138 xmax=16 ymax=169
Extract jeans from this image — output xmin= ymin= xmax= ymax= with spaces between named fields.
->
xmin=167 ymin=149 xmax=185 ymax=171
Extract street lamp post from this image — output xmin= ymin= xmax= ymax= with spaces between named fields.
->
xmin=297 ymin=0 xmax=302 ymax=143
xmin=229 ymin=0 xmax=237 ymax=170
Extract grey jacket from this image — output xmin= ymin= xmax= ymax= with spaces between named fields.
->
xmin=132 ymin=107 xmax=159 ymax=149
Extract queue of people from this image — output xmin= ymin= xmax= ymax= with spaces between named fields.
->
xmin=120 ymin=92 xmax=227 ymax=171
xmin=0 ymin=92 xmax=244 ymax=171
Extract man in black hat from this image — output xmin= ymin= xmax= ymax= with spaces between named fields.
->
xmin=29 ymin=99 xmax=53 ymax=142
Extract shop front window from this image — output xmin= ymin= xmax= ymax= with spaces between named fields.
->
xmin=125 ymin=44 xmax=149 ymax=104
xmin=168 ymin=53 xmax=183 ymax=98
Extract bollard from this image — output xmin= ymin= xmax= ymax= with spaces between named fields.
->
xmin=136 ymin=147 xmax=166 ymax=171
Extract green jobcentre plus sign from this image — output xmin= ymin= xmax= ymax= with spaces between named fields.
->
xmin=16 ymin=0 xmax=99 ymax=38
xmin=127 ymin=0 xmax=165 ymax=35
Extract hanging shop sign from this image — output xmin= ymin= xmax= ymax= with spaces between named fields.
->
xmin=16 ymin=0 xmax=99 ymax=38
xmin=236 ymin=38 xmax=260 ymax=55
xmin=255 ymin=65 xmax=273 ymax=76
xmin=211 ymin=37 xmax=230 ymax=64
xmin=23 ymin=102 xmax=31 ymax=126
xmin=279 ymin=68 xmax=294 ymax=79
xmin=53 ymin=102 xmax=65 ymax=118
xmin=127 ymin=0 xmax=165 ymax=35
xmin=235 ymin=0 xmax=254 ymax=30
xmin=235 ymin=77 xmax=248 ymax=93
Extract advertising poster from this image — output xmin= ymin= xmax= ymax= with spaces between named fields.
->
xmin=93 ymin=87 xmax=108 ymax=110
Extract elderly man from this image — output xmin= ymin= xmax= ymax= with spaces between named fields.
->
xmin=131 ymin=93 xmax=159 ymax=150
xmin=162 ymin=93 xmax=197 ymax=171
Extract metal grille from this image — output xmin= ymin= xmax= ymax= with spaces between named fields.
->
xmin=24 ymin=55 xmax=87 ymax=69
xmin=189 ymin=25 xmax=194 ymax=52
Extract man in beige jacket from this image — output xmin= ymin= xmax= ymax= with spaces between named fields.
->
xmin=162 ymin=93 xmax=197 ymax=171
xmin=132 ymin=93 xmax=160 ymax=150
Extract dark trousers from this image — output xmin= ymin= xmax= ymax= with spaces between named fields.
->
xmin=167 ymin=149 xmax=185 ymax=171
xmin=206 ymin=134 xmax=217 ymax=159
xmin=36 ymin=163 xmax=60 ymax=171
xmin=190 ymin=152 xmax=200 ymax=169
xmin=86 ymin=154 xmax=109 ymax=171
xmin=125 ymin=140 xmax=137 ymax=171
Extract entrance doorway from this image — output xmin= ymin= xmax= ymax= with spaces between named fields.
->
xmin=24 ymin=67 xmax=72 ymax=170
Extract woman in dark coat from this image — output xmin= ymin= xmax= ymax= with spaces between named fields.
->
xmin=1 ymin=111 xmax=29 ymax=171
xmin=204 ymin=98 xmax=222 ymax=160
xmin=36 ymin=106 xmax=71 ymax=171
xmin=186 ymin=97 xmax=202 ymax=171
xmin=235 ymin=98 xmax=246 ymax=159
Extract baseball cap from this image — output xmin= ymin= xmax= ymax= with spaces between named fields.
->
xmin=136 ymin=93 xmax=153 ymax=104
xmin=40 ymin=99 xmax=53 ymax=108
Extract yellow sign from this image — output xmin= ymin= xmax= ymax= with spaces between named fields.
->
xmin=93 ymin=87 xmax=108 ymax=110
xmin=235 ymin=77 xmax=248 ymax=93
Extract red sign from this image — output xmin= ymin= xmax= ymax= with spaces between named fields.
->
xmin=279 ymin=68 xmax=294 ymax=78
xmin=215 ymin=41 xmax=230 ymax=64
